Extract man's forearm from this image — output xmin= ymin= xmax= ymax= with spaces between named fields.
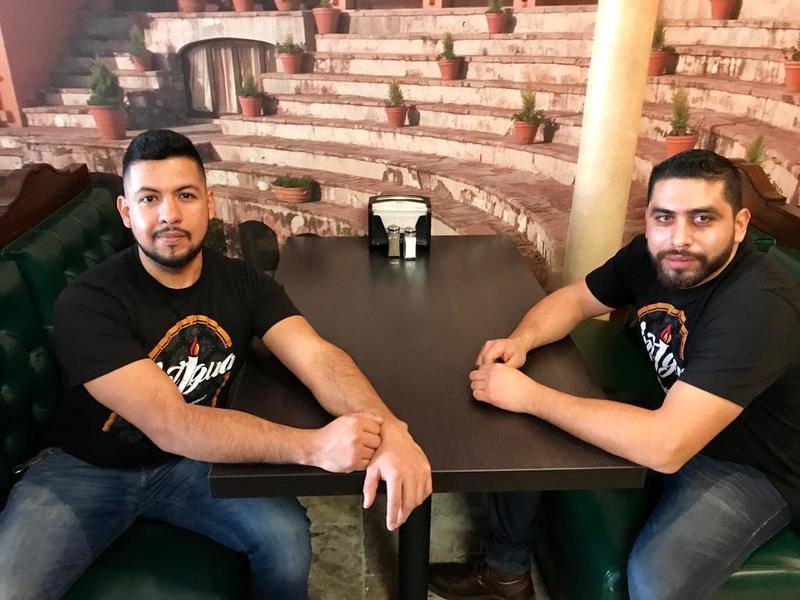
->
xmin=510 ymin=285 xmax=589 ymax=351
xmin=527 ymin=385 xmax=676 ymax=472
xmin=308 ymin=342 xmax=404 ymax=426
xmin=157 ymin=403 xmax=318 ymax=465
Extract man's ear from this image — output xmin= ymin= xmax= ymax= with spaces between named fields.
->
xmin=207 ymin=188 xmax=216 ymax=220
xmin=116 ymin=195 xmax=132 ymax=229
xmin=734 ymin=207 xmax=751 ymax=243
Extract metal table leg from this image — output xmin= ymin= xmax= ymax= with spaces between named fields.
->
xmin=398 ymin=496 xmax=432 ymax=600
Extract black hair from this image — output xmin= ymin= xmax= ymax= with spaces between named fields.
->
xmin=122 ymin=129 xmax=205 ymax=182
xmin=647 ymin=149 xmax=742 ymax=212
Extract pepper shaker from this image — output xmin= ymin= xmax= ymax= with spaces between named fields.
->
xmin=387 ymin=225 xmax=401 ymax=258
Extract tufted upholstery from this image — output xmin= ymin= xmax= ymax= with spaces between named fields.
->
xmin=0 ymin=184 xmax=248 ymax=598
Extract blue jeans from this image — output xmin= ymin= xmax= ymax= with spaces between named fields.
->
xmin=0 ymin=448 xmax=311 ymax=600
xmin=486 ymin=454 xmax=791 ymax=599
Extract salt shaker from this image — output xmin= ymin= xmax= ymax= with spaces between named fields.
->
xmin=387 ymin=225 xmax=401 ymax=258
xmin=403 ymin=226 xmax=417 ymax=260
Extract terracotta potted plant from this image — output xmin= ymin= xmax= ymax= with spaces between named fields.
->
xmin=87 ymin=58 xmax=127 ymax=140
xmin=785 ymin=35 xmax=800 ymax=93
xmin=438 ymin=32 xmax=462 ymax=81
xmin=177 ymin=0 xmax=207 ymax=11
xmin=232 ymin=0 xmax=255 ymax=10
xmin=709 ymin=0 xmax=739 ymax=19
xmin=277 ymin=36 xmax=304 ymax=74
xmin=485 ymin=0 xmax=506 ymax=35
xmin=274 ymin=0 xmax=300 ymax=11
xmin=385 ymin=81 xmax=408 ymax=127
xmin=658 ymin=89 xmax=700 ymax=157
xmin=648 ymin=20 xmax=668 ymax=77
xmin=237 ymin=75 xmax=263 ymax=117
xmin=313 ymin=0 xmax=340 ymax=34
xmin=511 ymin=86 xmax=549 ymax=145
xmin=129 ymin=26 xmax=153 ymax=72
xmin=272 ymin=175 xmax=313 ymax=203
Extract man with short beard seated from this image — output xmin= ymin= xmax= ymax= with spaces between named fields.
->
xmin=429 ymin=150 xmax=800 ymax=600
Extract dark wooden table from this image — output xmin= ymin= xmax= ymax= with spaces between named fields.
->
xmin=210 ymin=235 xmax=645 ymax=599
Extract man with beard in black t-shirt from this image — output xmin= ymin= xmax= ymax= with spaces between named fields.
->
xmin=0 ymin=129 xmax=431 ymax=600
xmin=429 ymin=150 xmax=800 ymax=600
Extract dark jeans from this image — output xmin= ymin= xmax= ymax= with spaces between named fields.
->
xmin=0 ymin=448 xmax=312 ymax=600
xmin=486 ymin=453 xmax=791 ymax=600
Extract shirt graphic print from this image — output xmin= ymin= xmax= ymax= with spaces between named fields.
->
xmin=636 ymin=302 xmax=688 ymax=392
xmin=101 ymin=315 xmax=237 ymax=439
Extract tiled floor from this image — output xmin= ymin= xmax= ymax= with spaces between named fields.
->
xmin=303 ymin=493 xmax=551 ymax=599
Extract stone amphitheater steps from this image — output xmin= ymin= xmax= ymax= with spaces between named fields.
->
xmin=22 ymin=106 xmax=95 ymax=129
xmin=60 ymin=54 xmax=143 ymax=72
xmin=272 ymin=93 xmax=582 ymax=142
xmin=311 ymin=52 xmax=590 ymax=84
xmin=77 ymin=12 xmax=136 ymax=37
xmin=262 ymin=72 xmax=586 ymax=112
xmin=343 ymin=6 xmax=597 ymax=36
xmin=646 ymin=73 xmax=800 ymax=131
xmin=50 ymin=69 xmax=163 ymax=90
xmin=315 ymin=32 xmax=594 ymax=58
xmin=0 ymin=148 xmax=24 ymax=170
xmin=74 ymin=35 xmax=132 ymax=56
xmin=672 ymin=45 xmax=788 ymax=86
xmin=664 ymin=19 xmax=800 ymax=49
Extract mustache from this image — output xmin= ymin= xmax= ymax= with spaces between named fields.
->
xmin=656 ymin=249 xmax=703 ymax=261
xmin=153 ymin=227 xmax=191 ymax=239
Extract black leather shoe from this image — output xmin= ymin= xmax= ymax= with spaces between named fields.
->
xmin=428 ymin=556 xmax=534 ymax=600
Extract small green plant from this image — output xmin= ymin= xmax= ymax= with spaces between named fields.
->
xmin=387 ymin=81 xmax=404 ymax=107
xmin=317 ymin=0 xmax=332 ymax=7
xmin=204 ymin=217 xmax=228 ymax=255
xmin=439 ymin=32 xmax=456 ymax=61
xmin=787 ymin=34 xmax=800 ymax=61
xmin=654 ymin=88 xmax=698 ymax=136
xmin=273 ymin=175 xmax=314 ymax=191
xmin=237 ymin=74 xmax=260 ymax=97
xmin=745 ymin=134 xmax=766 ymax=165
xmin=87 ymin=57 xmax=124 ymax=107
xmin=129 ymin=26 xmax=147 ymax=58
xmin=276 ymin=35 xmax=304 ymax=55
xmin=487 ymin=0 xmax=503 ymax=13
xmin=652 ymin=20 xmax=665 ymax=51
xmin=512 ymin=86 xmax=548 ymax=125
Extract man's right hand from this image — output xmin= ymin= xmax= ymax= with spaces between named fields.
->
xmin=310 ymin=412 xmax=383 ymax=473
xmin=475 ymin=337 xmax=528 ymax=368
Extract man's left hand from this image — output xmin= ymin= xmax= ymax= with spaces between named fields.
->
xmin=470 ymin=362 xmax=539 ymax=414
xmin=362 ymin=420 xmax=432 ymax=531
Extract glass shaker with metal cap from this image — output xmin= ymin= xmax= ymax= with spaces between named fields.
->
xmin=387 ymin=225 xmax=401 ymax=258
xmin=403 ymin=226 xmax=417 ymax=260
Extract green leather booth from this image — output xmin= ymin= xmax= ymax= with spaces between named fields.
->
xmin=533 ymin=236 xmax=800 ymax=600
xmin=0 ymin=186 xmax=248 ymax=598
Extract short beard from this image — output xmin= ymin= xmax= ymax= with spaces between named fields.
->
xmin=652 ymin=240 xmax=734 ymax=289
xmin=138 ymin=227 xmax=206 ymax=269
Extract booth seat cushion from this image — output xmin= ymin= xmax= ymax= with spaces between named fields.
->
xmin=0 ymin=260 xmax=61 ymax=500
xmin=64 ymin=519 xmax=248 ymax=600
xmin=534 ymin=318 xmax=800 ymax=600
xmin=767 ymin=245 xmax=800 ymax=283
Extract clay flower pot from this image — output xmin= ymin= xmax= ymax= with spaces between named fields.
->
xmin=89 ymin=106 xmax=127 ymax=140
xmin=238 ymin=95 xmax=263 ymax=117
xmin=385 ymin=106 xmax=408 ymax=127
xmin=313 ymin=7 xmax=340 ymax=34
xmin=274 ymin=0 xmax=299 ymax=10
xmin=438 ymin=58 xmax=463 ymax=81
xmin=513 ymin=121 xmax=538 ymax=145
xmin=177 ymin=0 xmax=207 ymax=11
xmin=665 ymin=133 xmax=699 ymax=157
xmin=272 ymin=185 xmax=310 ymax=203
xmin=130 ymin=51 xmax=153 ymax=72
xmin=279 ymin=53 xmax=303 ymax=74
xmin=232 ymin=0 xmax=255 ymax=10
xmin=709 ymin=0 xmax=738 ymax=19
xmin=648 ymin=50 xmax=668 ymax=77
xmin=785 ymin=61 xmax=800 ymax=93
xmin=486 ymin=11 xmax=506 ymax=34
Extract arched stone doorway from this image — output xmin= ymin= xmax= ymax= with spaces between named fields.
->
xmin=182 ymin=39 xmax=275 ymax=117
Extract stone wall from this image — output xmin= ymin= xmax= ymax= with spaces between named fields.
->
xmin=659 ymin=0 xmax=796 ymax=20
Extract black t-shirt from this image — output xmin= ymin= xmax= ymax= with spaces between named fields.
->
xmin=50 ymin=246 xmax=299 ymax=468
xmin=586 ymin=234 xmax=800 ymax=526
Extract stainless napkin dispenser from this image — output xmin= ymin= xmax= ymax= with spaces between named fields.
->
xmin=368 ymin=194 xmax=432 ymax=248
